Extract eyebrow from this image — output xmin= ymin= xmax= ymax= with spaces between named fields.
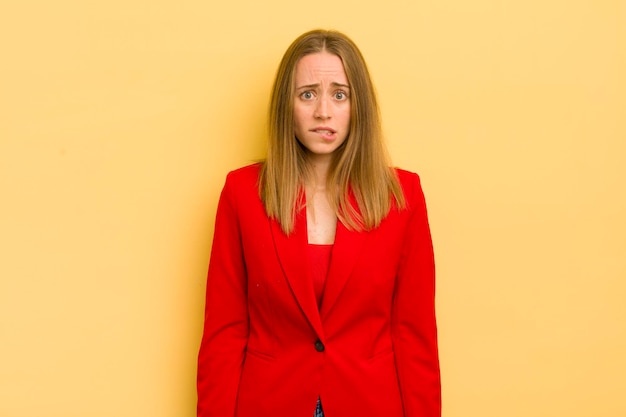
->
xmin=295 ymin=82 xmax=350 ymax=90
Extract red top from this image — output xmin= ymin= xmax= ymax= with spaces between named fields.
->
xmin=308 ymin=244 xmax=333 ymax=308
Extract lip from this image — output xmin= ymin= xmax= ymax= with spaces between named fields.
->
xmin=310 ymin=126 xmax=337 ymax=134
xmin=310 ymin=126 xmax=337 ymax=140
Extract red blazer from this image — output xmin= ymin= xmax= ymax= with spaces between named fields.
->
xmin=197 ymin=164 xmax=440 ymax=417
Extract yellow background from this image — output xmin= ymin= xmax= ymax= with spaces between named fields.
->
xmin=1 ymin=0 xmax=624 ymax=416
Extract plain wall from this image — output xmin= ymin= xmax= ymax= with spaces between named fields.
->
xmin=1 ymin=0 xmax=624 ymax=416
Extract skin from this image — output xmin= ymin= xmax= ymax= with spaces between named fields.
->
xmin=293 ymin=51 xmax=351 ymax=244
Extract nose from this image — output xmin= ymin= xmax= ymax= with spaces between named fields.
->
xmin=314 ymin=96 xmax=330 ymax=119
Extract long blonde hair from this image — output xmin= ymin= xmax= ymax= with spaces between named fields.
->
xmin=260 ymin=29 xmax=405 ymax=234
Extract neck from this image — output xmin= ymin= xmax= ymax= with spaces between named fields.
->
xmin=306 ymin=154 xmax=332 ymax=189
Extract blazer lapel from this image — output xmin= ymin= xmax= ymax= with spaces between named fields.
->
xmin=320 ymin=220 xmax=368 ymax=320
xmin=270 ymin=209 xmax=325 ymax=340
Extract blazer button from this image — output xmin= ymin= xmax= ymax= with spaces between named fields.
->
xmin=314 ymin=340 xmax=325 ymax=352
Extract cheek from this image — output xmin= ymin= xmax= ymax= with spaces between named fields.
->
xmin=293 ymin=107 xmax=305 ymax=128
xmin=341 ymin=107 xmax=351 ymax=128
xmin=293 ymin=110 xmax=307 ymax=141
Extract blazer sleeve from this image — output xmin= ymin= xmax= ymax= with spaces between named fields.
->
xmin=197 ymin=172 xmax=249 ymax=417
xmin=392 ymin=172 xmax=442 ymax=417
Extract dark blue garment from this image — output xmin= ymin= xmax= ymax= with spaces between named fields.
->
xmin=314 ymin=397 xmax=324 ymax=417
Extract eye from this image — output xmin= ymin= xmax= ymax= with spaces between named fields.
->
xmin=300 ymin=91 xmax=314 ymax=100
xmin=334 ymin=91 xmax=348 ymax=100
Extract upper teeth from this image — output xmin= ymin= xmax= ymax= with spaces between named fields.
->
xmin=317 ymin=130 xmax=332 ymax=134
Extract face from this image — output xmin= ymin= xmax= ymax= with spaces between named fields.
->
xmin=293 ymin=51 xmax=351 ymax=164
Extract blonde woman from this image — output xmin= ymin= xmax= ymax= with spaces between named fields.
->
xmin=197 ymin=29 xmax=441 ymax=417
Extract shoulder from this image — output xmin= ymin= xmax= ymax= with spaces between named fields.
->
xmin=218 ymin=163 xmax=263 ymax=207
xmin=215 ymin=163 xmax=268 ymax=221
xmin=392 ymin=167 xmax=428 ymax=214
xmin=222 ymin=163 xmax=262 ymax=194
xmin=394 ymin=167 xmax=420 ymax=184
xmin=393 ymin=167 xmax=422 ymax=194
xmin=225 ymin=162 xmax=262 ymax=184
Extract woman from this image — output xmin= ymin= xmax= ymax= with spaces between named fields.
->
xmin=197 ymin=29 xmax=441 ymax=417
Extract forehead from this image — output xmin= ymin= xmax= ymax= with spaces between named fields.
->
xmin=294 ymin=52 xmax=348 ymax=84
